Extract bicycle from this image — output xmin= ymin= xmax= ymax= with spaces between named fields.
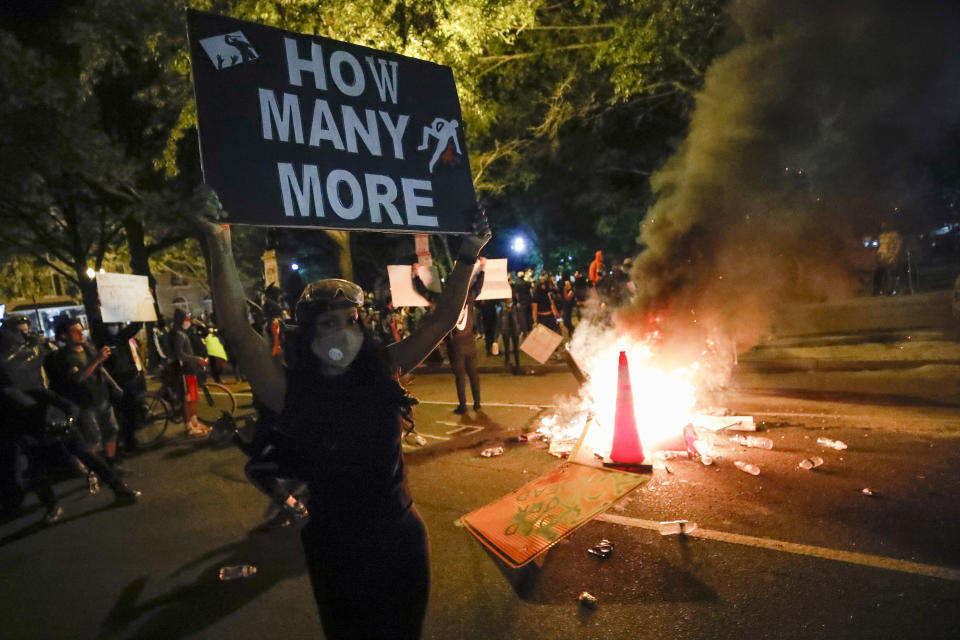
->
xmin=134 ymin=374 xmax=238 ymax=448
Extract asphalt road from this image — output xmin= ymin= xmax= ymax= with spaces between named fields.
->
xmin=1 ymin=370 xmax=959 ymax=640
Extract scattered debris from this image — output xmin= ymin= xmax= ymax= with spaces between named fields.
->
xmin=218 ymin=565 xmax=257 ymax=581
xmin=729 ymin=434 xmax=774 ymax=450
xmin=817 ymin=437 xmax=848 ymax=450
xmin=700 ymin=455 xmax=715 ymax=466
xmin=862 ymin=488 xmax=875 ymax=496
xmin=587 ymin=539 xmax=613 ymax=559
xmin=578 ymin=591 xmax=599 ymax=609
xmin=733 ymin=461 xmax=761 ymax=476
xmin=514 ymin=433 xmax=529 ymax=443
xmin=480 ymin=446 xmax=504 ymax=458
xmin=653 ymin=450 xmax=688 ymax=460
xmin=453 ymin=519 xmax=465 ymax=528
xmin=797 ymin=456 xmax=825 ymax=470
xmin=658 ymin=520 xmax=697 ymax=536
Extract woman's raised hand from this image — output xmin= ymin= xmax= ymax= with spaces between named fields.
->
xmin=458 ymin=208 xmax=492 ymax=260
xmin=187 ymin=184 xmax=228 ymax=234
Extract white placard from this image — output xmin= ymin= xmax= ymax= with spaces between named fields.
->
xmin=389 ymin=258 xmax=511 ymax=307
xmin=97 ymin=272 xmax=158 ymax=322
xmin=475 ymin=258 xmax=512 ymax=301
xmin=520 ymin=324 xmax=563 ymax=364
xmin=387 ymin=264 xmax=441 ymax=307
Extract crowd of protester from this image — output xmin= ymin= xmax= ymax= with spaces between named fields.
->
xmin=0 ymin=248 xmax=634 ymax=526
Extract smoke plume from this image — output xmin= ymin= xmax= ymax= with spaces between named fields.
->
xmin=628 ymin=0 xmax=960 ymax=353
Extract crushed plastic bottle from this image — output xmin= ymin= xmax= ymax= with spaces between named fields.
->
xmin=797 ymin=456 xmax=825 ymax=470
xmin=658 ymin=519 xmax=697 ymax=536
xmin=480 ymin=446 xmax=504 ymax=458
xmin=817 ymin=437 xmax=848 ymax=450
xmin=578 ymin=591 xmax=598 ymax=608
xmin=700 ymin=455 xmax=715 ymax=466
xmin=861 ymin=488 xmax=874 ymax=496
xmin=730 ymin=435 xmax=774 ymax=450
xmin=87 ymin=472 xmax=100 ymax=495
xmin=734 ymin=461 xmax=761 ymax=476
xmin=587 ymin=539 xmax=614 ymax=559
xmin=218 ymin=565 xmax=257 ymax=581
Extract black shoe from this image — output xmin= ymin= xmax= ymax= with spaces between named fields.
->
xmin=452 ymin=405 xmax=467 ymax=415
xmin=473 ymin=403 xmax=482 ymax=411
xmin=112 ymin=486 xmax=141 ymax=506
xmin=42 ymin=504 xmax=64 ymax=526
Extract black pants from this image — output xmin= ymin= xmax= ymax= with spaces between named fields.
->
xmin=450 ymin=342 xmax=480 ymax=408
xmin=301 ymin=509 xmax=429 ymax=639
xmin=502 ymin=333 xmax=520 ymax=369
xmin=537 ymin=313 xmax=559 ymax=333
xmin=115 ymin=373 xmax=145 ymax=450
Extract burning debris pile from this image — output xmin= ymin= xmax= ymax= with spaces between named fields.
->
xmin=532 ymin=315 xmax=753 ymax=464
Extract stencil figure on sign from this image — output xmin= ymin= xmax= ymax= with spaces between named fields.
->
xmin=418 ymin=118 xmax=461 ymax=173
xmin=224 ymin=34 xmax=259 ymax=63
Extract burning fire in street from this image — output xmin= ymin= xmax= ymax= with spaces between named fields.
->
xmin=536 ymin=315 xmax=743 ymax=463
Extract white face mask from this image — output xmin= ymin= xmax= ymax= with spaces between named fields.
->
xmin=311 ymin=327 xmax=363 ymax=371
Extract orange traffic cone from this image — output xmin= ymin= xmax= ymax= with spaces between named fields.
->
xmin=609 ymin=350 xmax=646 ymax=465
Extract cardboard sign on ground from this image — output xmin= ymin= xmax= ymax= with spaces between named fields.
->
xmin=97 ymin=272 xmax=157 ymax=323
xmin=460 ymin=462 xmax=649 ymax=568
xmin=520 ymin=324 xmax=563 ymax=363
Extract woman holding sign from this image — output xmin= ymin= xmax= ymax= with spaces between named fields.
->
xmin=190 ymin=186 xmax=489 ymax=639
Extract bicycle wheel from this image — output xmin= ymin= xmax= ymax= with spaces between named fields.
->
xmin=196 ymin=381 xmax=238 ymax=426
xmin=135 ymin=391 xmax=172 ymax=447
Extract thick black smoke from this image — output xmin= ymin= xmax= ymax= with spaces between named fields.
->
xmin=628 ymin=0 xmax=960 ymax=352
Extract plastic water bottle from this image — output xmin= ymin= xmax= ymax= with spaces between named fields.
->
xmin=817 ymin=437 xmax=847 ymax=450
xmin=218 ymin=565 xmax=257 ymax=581
xmin=734 ymin=461 xmax=760 ymax=475
xmin=797 ymin=456 xmax=824 ymax=470
xmin=87 ymin=472 xmax=100 ymax=495
xmin=730 ymin=435 xmax=773 ymax=449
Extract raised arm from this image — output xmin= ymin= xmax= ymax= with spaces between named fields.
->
xmin=191 ymin=187 xmax=286 ymax=412
xmin=386 ymin=213 xmax=491 ymax=376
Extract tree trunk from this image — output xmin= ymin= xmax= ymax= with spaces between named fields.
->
xmin=78 ymin=273 xmax=105 ymax=345
xmin=125 ymin=216 xmax=165 ymax=370
xmin=325 ymin=230 xmax=353 ymax=281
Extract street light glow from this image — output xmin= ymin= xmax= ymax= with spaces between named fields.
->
xmin=511 ymin=236 xmax=526 ymax=253
xmin=86 ymin=268 xmax=96 ymax=279
xmin=290 ymin=262 xmax=300 ymax=271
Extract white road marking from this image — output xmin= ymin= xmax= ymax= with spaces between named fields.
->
xmin=440 ymin=423 xmax=485 ymax=436
xmin=596 ymin=513 xmax=960 ymax=581
xmin=417 ymin=432 xmax=451 ymax=441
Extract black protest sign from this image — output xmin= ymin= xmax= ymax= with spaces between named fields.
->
xmin=187 ymin=10 xmax=476 ymax=233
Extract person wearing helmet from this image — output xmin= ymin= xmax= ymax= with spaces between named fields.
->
xmin=190 ymin=185 xmax=490 ymax=639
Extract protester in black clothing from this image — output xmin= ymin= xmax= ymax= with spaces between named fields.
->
xmin=1 ymin=317 xmax=138 ymax=523
xmin=46 ymin=318 xmax=122 ymax=466
xmin=498 ymin=296 xmax=522 ymax=373
xmin=478 ymin=299 xmax=500 ymax=356
xmin=512 ymin=275 xmax=533 ymax=335
xmin=447 ymin=263 xmax=485 ymax=414
xmin=561 ymin=280 xmax=576 ymax=337
xmin=191 ymin=185 xmax=489 ymax=639
xmin=169 ymin=309 xmax=211 ymax=436
xmin=103 ymin=323 xmax=144 ymax=451
xmin=532 ymin=274 xmax=561 ymax=333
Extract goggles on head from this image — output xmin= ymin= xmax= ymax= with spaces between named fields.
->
xmin=296 ymin=279 xmax=364 ymax=322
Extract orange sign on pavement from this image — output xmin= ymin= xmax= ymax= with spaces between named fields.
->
xmin=460 ymin=462 xmax=649 ymax=568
